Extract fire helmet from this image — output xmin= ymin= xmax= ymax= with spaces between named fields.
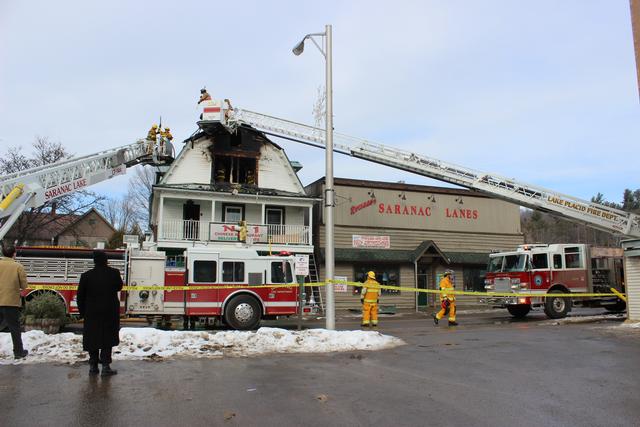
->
xmin=367 ymin=271 xmax=376 ymax=279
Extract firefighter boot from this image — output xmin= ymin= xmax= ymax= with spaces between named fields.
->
xmin=432 ymin=313 xmax=439 ymax=325
xmin=448 ymin=321 xmax=459 ymax=326
xmin=89 ymin=362 xmax=99 ymax=375
xmin=101 ymin=365 xmax=118 ymax=376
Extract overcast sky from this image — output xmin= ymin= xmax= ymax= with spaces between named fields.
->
xmin=1 ymin=1 xmax=638 ymax=203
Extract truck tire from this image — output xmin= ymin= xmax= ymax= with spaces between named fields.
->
xmin=604 ymin=300 xmax=626 ymax=312
xmin=507 ymin=304 xmax=531 ymax=318
xmin=544 ymin=290 xmax=570 ymax=319
xmin=224 ymin=295 xmax=261 ymax=330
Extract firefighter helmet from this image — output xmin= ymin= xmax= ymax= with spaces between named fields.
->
xmin=152 ymin=124 xmax=158 ymax=129
xmin=443 ymin=270 xmax=453 ymax=277
xmin=367 ymin=271 xmax=376 ymax=279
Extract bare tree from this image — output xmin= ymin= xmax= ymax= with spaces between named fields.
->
xmin=1 ymin=137 xmax=105 ymax=246
xmin=127 ymin=165 xmax=156 ymax=227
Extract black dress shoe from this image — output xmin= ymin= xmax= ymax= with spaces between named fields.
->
xmin=14 ymin=349 xmax=28 ymax=359
xmin=101 ymin=365 xmax=118 ymax=376
xmin=89 ymin=363 xmax=99 ymax=375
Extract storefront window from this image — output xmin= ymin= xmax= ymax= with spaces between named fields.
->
xmin=463 ymin=267 xmax=486 ymax=292
xmin=353 ymin=265 xmax=400 ymax=295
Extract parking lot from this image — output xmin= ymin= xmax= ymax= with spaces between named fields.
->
xmin=1 ymin=307 xmax=638 ymax=427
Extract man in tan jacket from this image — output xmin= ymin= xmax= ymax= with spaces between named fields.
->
xmin=0 ymin=245 xmax=28 ymax=359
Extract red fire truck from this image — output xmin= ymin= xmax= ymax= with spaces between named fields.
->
xmin=15 ymin=246 xmax=298 ymax=330
xmin=483 ymin=244 xmax=625 ymax=319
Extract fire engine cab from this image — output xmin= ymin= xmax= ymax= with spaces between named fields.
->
xmin=483 ymin=244 xmax=625 ymax=319
xmin=16 ymin=246 xmax=298 ymax=330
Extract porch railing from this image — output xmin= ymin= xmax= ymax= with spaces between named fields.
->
xmin=160 ymin=219 xmax=310 ymax=245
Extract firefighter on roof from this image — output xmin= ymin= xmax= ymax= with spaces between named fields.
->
xmin=433 ymin=270 xmax=458 ymax=326
xmin=198 ymin=88 xmax=212 ymax=104
xmin=361 ymin=271 xmax=381 ymax=328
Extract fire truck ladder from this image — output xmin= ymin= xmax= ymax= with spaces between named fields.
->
xmin=219 ymin=108 xmax=640 ymax=238
xmin=0 ymin=139 xmax=174 ymax=241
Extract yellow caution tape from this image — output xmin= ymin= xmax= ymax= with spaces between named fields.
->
xmin=27 ymin=281 xmax=626 ymax=299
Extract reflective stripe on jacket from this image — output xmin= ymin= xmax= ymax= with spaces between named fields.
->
xmin=439 ymin=276 xmax=455 ymax=301
xmin=362 ymin=278 xmax=381 ymax=303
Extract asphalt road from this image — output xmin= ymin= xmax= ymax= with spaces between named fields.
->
xmin=1 ymin=308 xmax=638 ymax=427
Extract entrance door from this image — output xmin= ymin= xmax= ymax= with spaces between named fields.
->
xmin=417 ymin=263 xmax=431 ymax=307
xmin=183 ymin=200 xmax=201 ymax=240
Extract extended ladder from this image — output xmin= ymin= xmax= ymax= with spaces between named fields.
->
xmin=0 ymin=139 xmax=173 ymax=240
xmin=216 ymin=108 xmax=640 ymax=238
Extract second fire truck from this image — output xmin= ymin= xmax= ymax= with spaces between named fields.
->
xmin=483 ymin=244 xmax=625 ymax=319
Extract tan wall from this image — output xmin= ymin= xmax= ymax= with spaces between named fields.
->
xmin=334 ymin=185 xmax=521 ymax=234
xmin=318 ymin=263 xmax=417 ymax=311
xmin=319 ymin=225 xmax=523 ymax=253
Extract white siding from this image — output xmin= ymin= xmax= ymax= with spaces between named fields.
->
xmin=245 ymin=204 xmax=262 ymax=223
xmin=163 ymin=198 xmax=212 ymax=222
xmin=258 ymin=144 xmax=304 ymax=194
xmin=164 ymin=141 xmax=212 ymax=185
xmin=285 ymin=206 xmax=305 ymax=226
xmin=163 ymin=199 xmax=183 ymax=222
xmin=625 ymin=256 xmax=640 ymax=321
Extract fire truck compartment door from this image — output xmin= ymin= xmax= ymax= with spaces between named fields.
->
xmin=128 ymin=252 xmax=166 ymax=313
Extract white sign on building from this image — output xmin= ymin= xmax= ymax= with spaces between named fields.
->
xmin=209 ymin=223 xmax=267 ymax=242
xmin=294 ymin=255 xmax=309 ymax=276
xmin=352 ymin=235 xmax=391 ymax=249
xmin=334 ymin=275 xmax=348 ymax=293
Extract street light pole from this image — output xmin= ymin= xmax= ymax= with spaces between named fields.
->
xmin=324 ymin=24 xmax=335 ymax=330
xmin=292 ymin=24 xmax=336 ymax=330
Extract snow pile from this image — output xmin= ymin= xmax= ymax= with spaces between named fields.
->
xmin=610 ymin=321 xmax=640 ymax=329
xmin=0 ymin=327 xmax=404 ymax=365
xmin=542 ymin=313 xmax=626 ymax=325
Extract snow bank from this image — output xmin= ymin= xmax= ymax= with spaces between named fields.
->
xmin=0 ymin=327 xmax=405 ymax=365
xmin=542 ymin=313 xmax=626 ymax=325
xmin=610 ymin=321 xmax=640 ymax=329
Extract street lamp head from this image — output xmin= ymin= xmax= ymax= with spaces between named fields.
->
xmin=292 ymin=39 xmax=306 ymax=56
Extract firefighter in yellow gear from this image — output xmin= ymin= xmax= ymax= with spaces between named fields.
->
xmin=147 ymin=124 xmax=159 ymax=141
xmin=361 ymin=271 xmax=381 ymax=328
xmin=238 ymin=220 xmax=248 ymax=243
xmin=433 ymin=270 xmax=458 ymax=326
xmin=160 ymin=127 xmax=173 ymax=141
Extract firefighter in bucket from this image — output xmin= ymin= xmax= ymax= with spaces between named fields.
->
xmin=433 ymin=270 xmax=458 ymax=326
xmin=361 ymin=271 xmax=381 ymax=328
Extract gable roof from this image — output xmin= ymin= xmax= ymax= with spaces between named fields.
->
xmin=6 ymin=208 xmax=115 ymax=241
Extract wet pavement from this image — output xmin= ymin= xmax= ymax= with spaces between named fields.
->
xmin=1 ymin=308 xmax=639 ymax=426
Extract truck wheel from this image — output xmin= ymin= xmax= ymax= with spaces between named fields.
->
xmin=544 ymin=290 xmax=570 ymax=319
xmin=224 ymin=295 xmax=261 ymax=330
xmin=507 ymin=304 xmax=531 ymax=318
xmin=604 ymin=300 xmax=626 ymax=312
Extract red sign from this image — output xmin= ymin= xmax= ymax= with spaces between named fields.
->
xmin=351 ymin=198 xmax=376 ymax=215
xmin=378 ymin=203 xmax=432 ymax=216
xmin=44 ymin=178 xmax=88 ymax=201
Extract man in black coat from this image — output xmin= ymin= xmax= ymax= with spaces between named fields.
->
xmin=77 ymin=251 xmax=123 ymax=376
